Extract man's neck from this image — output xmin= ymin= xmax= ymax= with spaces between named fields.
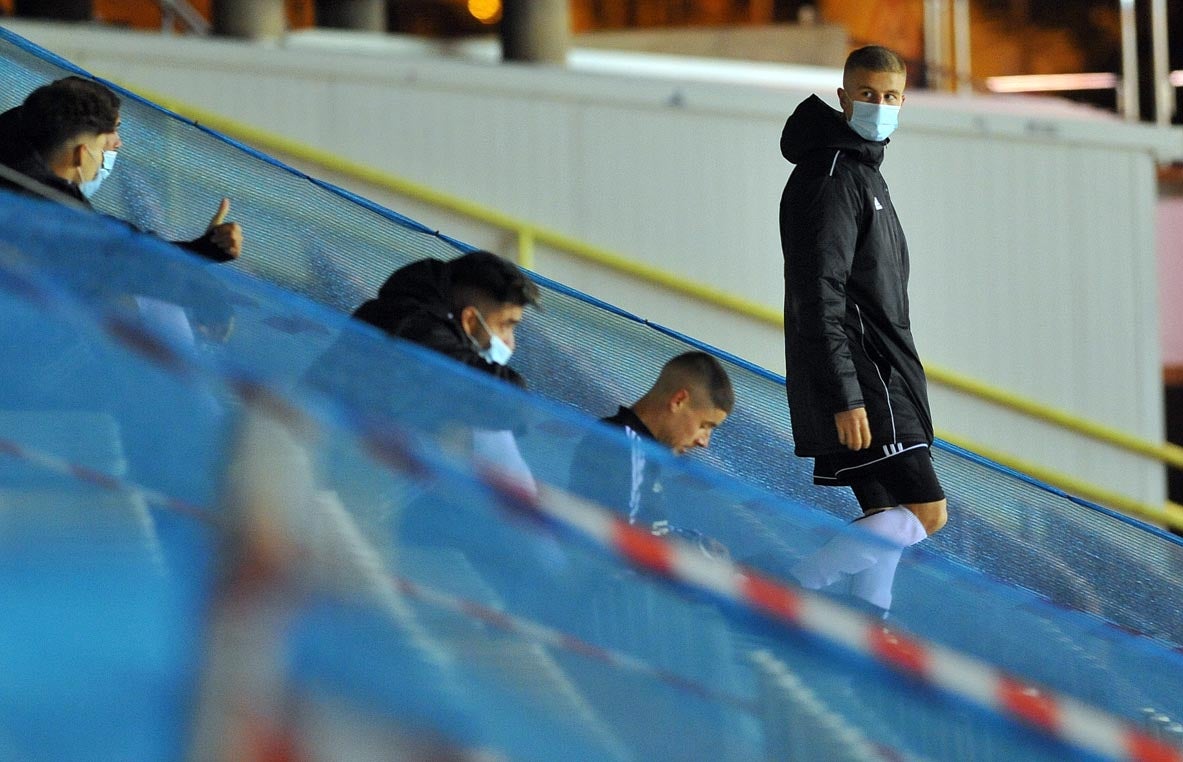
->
xmin=629 ymin=397 xmax=662 ymax=441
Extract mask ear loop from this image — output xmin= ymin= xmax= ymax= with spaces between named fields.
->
xmin=472 ymin=309 xmax=496 ymax=350
xmin=79 ymin=145 xmax=97 ymax=185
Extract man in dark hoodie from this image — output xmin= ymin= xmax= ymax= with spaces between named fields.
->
xmin=0 ymin=77 xmax=241 ymax=343
xmin=349 ymin=250 xmax=537 ymax=390
xmin=779 ymin=45 xmax=946 ymax=614
xmin=305 ymin=250 xmax=541 ymax=489
xmin=0 ymin=76 xmax=242 ymax=262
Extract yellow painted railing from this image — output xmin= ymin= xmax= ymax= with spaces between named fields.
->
xmin=136 ymin=87 xmax=1183 ymax=530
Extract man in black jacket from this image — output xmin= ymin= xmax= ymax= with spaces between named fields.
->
xmin=305 ymin=250 xmax=541 ymax=489
xmin=569 ymin=351 xmax=733 ymax=556
xmin=349 ymin=250 xmax=538 ymax=390
xmin=0 ymin=76 xmax=242 ymax=262
xmin=780 ymin=46 xmax=946 ymax=613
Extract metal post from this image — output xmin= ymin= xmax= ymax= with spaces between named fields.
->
xmin=211 ymin=0 xmax=286 ymax=39
xmin=158 ymin=0 xmax=211 ymax=35
xmin=1120 ymin=0 xmax=1141 ymax=121
xmin=924 ymin=0 xmax=949 ymax=90
xmin=1151 ymin=0 xmax=1174 ymax=124
xmin=501 ymin=0 xmax=571 ymax=65
xmin=315 ymin=0 xmax=385 ymax=31
xmin=953 ymin=0 xmax=972 ymax=94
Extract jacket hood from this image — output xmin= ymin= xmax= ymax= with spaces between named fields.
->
xmin=0 ymin=105 xmax=91 ymax=206
xmin=353 ymin=258 xmax=453 ymax=333
xmin=780 ymin=94 xmax=885 ymax=168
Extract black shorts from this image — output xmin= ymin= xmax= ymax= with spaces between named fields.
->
xmin=814 ymin=443 xmax=945 ymax=512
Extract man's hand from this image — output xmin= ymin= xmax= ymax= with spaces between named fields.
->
xmin=206 ymin=198 xmax=243 ymax=260
xmin=834 ymin=407 xmax=871 ymax=450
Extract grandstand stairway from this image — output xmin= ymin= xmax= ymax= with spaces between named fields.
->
xmin=1 ymin=24 xmax=1182 ymax=761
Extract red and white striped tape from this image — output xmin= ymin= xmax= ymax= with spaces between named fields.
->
xmin=524 ymin=482 xmax=1183 ymax=762
xmin=0 ymin=434 xmax=214 ymax=524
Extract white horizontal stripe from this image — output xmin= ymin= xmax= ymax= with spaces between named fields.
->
xmin=536 ymin=485 xmax=615 ymax=545
xmin=670 ymin=546 xmax=740 ymax=600
xmin=1057 ymin=700 xmax=1129 ymax=760
xmin=798 ymin=596 xmax=867 ymax=654
xmin=926 ymin=646 xmax=1001 ymax=714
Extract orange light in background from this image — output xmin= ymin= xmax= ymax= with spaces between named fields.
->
xmin=468 ymin=0 xmax=502 ymax=25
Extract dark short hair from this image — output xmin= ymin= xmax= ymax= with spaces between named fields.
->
xmin=20 ymin=76 xmax=121 ymax=157
xmin=662 ymin=351 xmax=735 ymax=414
xmin=844 ymin=45 xmax=907 ymax=79
xmin=447 ymin=250 xmax=540 ymax=311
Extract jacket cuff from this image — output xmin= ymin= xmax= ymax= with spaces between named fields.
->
xmin=179 ymin=232 xmax=235 ymax=263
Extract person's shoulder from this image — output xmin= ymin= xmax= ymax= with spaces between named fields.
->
xmin=788 ymin=149 xmax=867 ymax=189
xmin=785 ymin=154 xmax=867 ymax=212
xmin=0 ymin=106 xmax=22 ymax=142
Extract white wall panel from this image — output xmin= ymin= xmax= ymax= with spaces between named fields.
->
xmin=6 ymin=20 xmax=1178 ymax=506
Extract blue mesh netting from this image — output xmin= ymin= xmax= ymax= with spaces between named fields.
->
xmin=1 ymin=23 xmax=1183 ymax=760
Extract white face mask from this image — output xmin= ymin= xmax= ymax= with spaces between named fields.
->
xmin=472 ymin=309 xmax=513 ymax=366
xmin=848 ymin=100 xmax=899 ymax=142
xmin=79 ymin=149 xmax=117 ymax=199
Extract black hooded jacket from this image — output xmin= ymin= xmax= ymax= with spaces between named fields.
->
xmin=0 ymin=106 xmax=91 ymax=206
xmin=351 ymin=258 xmax=526 ymax=389
xmin=300 ymin=257 xmax=528 ymax=435
xmin=779 ymin=94 xmax=933 ymax=456
xmin=0 ymin=105 xmax=232 ymax=263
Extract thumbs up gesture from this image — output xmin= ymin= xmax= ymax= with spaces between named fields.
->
xmin=205 ymin=198 xmax=243 ymax=260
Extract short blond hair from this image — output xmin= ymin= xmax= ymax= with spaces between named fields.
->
xmin=844 ymin=45 xmax=906 ymax=80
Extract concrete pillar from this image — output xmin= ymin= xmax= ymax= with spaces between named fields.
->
xmin=1151 ymin=0 xmax=1174 ymax=125
xmin=501 ymin=0 xmax=570 ymax=65
xmin=952 ymin=0 xmax=971 ymax=94
xmin=1119 ymin=0 xmax=1140 ymax=121
xmin=315 ymin=0 xmax=385 ymax=31
xmin=923 ymin=0 xmax=950 ymax=90
xmin=211 ymin=0 xmax=286 ymax=39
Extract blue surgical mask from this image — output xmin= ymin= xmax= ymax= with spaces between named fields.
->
xmin=848 ymin=101 xmax=899 ymax=142
xmin=79 ymin=149 xmax=117 ymax=199
xmin=473 ymin=310 xmax=514 ymax=366
xmin=481 ymin=334 xmax=513 ymax=366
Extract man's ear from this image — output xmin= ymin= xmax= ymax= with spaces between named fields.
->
xmin=837 ymin=87 xmax=851 ymax=117
xmin=669 ymin=388 xmax=690 ymax=410
xmin=458 ymin=305 xmax=480 ymax=339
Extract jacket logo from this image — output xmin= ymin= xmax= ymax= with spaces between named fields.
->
xmin=873 ymin=196 xmax=884 ymax=211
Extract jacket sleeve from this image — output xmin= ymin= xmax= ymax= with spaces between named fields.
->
xmin=176 ymin=231 xmax=236 ymax=263
xmin=782 ymin=168 xmax=864 ymax=413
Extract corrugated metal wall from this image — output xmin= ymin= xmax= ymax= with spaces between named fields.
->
xmin=9 ymin=20 xmax=1179 ymax=506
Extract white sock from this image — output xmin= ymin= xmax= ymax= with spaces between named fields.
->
xmin=791 ymin=508 xmax=927 ymax=598
xmin=848 ymin=549 xmax=904 ymax=610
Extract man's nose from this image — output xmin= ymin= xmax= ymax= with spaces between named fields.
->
xmin=109 ymin=133 xmax=122 ymax=151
